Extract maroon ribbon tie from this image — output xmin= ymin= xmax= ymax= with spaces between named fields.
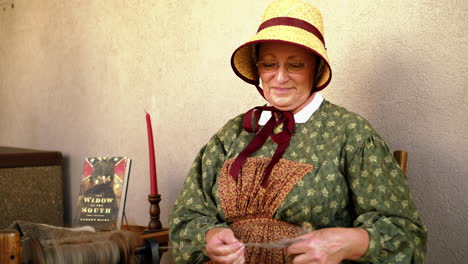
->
xmin=230 ymin=106 xmax=295 ymax=187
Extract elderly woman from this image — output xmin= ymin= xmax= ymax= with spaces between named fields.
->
xmin=169 ymin=0 xmax=427 ymax=263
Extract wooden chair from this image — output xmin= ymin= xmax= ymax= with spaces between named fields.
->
xmin=393 ymin=150 xmax=408 ymax=176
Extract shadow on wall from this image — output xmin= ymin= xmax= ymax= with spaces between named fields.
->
xmin=357 ymin=29 xmax=466 ymax=263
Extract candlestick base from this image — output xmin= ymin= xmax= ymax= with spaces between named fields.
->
xmin=146 ymin=194 xmax=163 ymax=233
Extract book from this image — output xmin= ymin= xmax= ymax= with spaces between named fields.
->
xmin=74 ymin=157 xmax=132 ymax=231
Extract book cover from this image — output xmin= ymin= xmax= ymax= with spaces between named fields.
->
xmin=74 ymin=157 xmax=131 ymax=231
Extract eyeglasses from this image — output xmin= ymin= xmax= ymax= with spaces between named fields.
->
xmin=255 ymin=61 xmax=309 ymax=73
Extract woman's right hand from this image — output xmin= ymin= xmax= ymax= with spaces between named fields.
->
xmin=205 ymin=228 xmax=245 ymax=264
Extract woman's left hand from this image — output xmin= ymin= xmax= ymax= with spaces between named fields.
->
xmin=287 ymin=227 xmax=369 ymax=264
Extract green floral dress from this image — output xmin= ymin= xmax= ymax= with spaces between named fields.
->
xmin=169 ymin=100 xmax=427 ymax=263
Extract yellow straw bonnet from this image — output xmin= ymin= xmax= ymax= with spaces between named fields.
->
xmin=231 ymin=0 xmax=332 ymax=92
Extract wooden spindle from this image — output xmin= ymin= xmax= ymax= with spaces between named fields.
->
xmin=0 ymin=231 xmax=21 ymax=264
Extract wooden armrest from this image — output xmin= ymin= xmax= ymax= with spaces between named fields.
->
xmin=393 ymin=150 xmax=408 ymax=176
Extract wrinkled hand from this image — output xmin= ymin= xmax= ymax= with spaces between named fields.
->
xmin=287 ymin=227 xmax=369 ymax=264
xmin=205 ymin=228 xmax=245 ymax=264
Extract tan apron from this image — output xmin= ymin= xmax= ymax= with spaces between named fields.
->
xmin=209 ymin=157 xmax=313 ymax=264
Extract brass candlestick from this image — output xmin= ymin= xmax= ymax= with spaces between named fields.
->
xmin=147 ymin=194 xmax=163 ymax=232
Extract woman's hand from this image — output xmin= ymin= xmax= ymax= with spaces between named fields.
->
xmin=205 ymin=228 xmax=245 ymax=264
xmin=287 ymin=227 xmax=369 ymax=264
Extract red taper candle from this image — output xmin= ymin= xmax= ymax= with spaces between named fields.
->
xmin=145 ymin=112 xmax=158 ymax=195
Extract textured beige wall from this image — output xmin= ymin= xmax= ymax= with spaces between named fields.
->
xmin=0 ymin=0 xmax=466 ymax=263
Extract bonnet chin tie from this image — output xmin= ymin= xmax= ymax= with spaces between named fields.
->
xmin=230 ymin=106 xmax=295 ymax=187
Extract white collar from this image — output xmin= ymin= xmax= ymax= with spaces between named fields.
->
xmin=258 ymin=93 xmax=324 ymax=125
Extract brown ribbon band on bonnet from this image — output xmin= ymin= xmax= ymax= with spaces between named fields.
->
xmin=257 ymin=17 xmax=325 ymax=45
xmin=230 ymin=106 xmax=295 ymax=187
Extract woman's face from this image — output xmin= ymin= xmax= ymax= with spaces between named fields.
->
xmin=257 ymin=42 xmax=317 ymax=113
